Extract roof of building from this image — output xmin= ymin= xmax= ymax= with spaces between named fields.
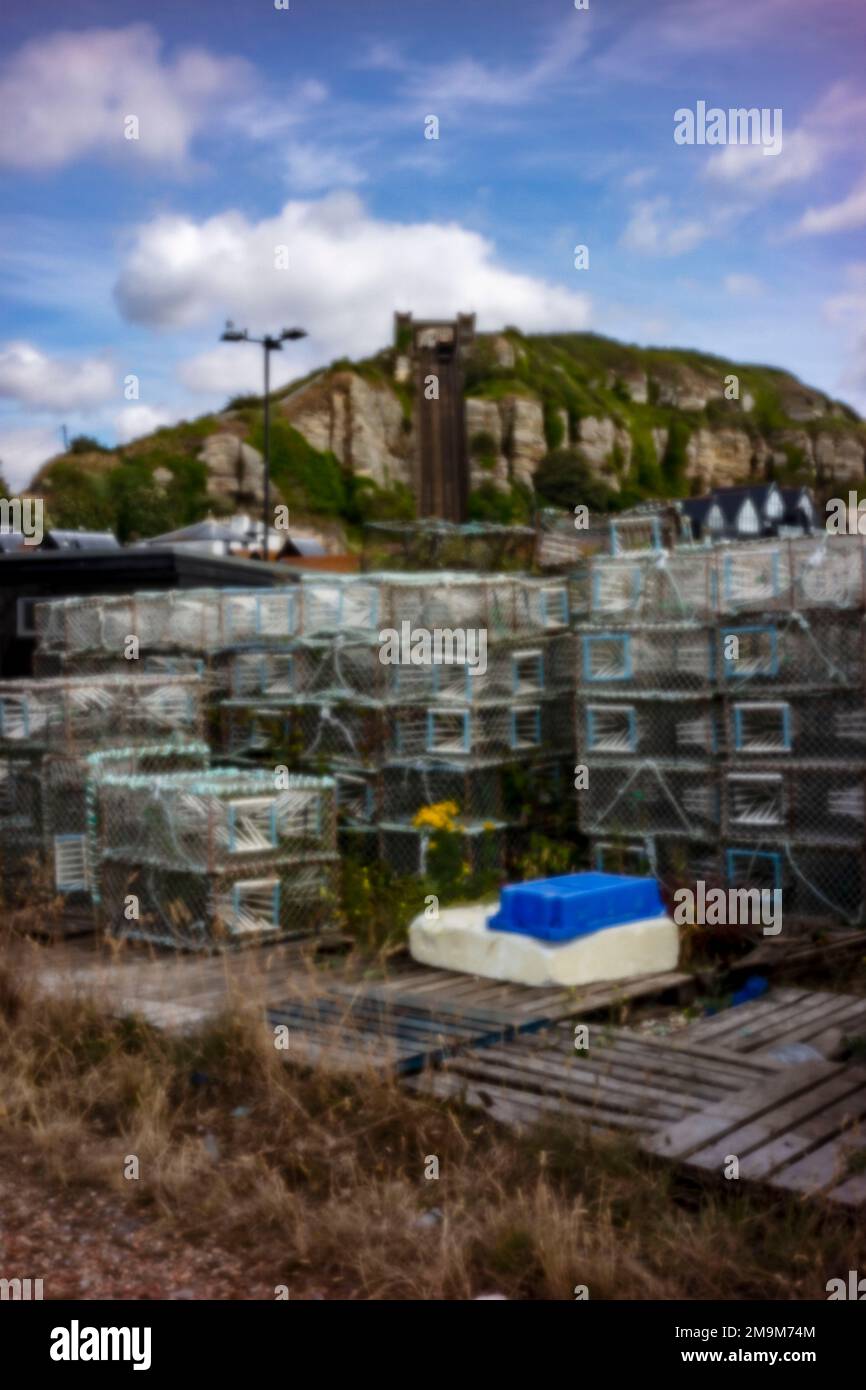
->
xmin=0 ymin=546 xmax=289 ymax=589
xmin=43 ymin=529 xmax=120 ymax=550
xmin=280 ymin=535 xmax=328 ymax=557
xmin=0 ymin=531 xmax=27 ymax=553
xmin=679 ymin=496 xmax=715 ymax=521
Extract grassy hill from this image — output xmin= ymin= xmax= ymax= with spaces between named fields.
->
xmin=13 ymin=329 xmax=866 ymax=540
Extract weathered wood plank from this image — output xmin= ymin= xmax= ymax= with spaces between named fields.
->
xmin=410 ymin=1024 xmax=780 ymax=1135
xmin=681 ymin=988 xmax=866 ymax=1056
xmin=643 ymin=1061 xmax=866 ymax=1207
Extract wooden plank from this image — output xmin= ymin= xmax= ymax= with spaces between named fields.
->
xmin=266 ymin=985 xmax=512 ymax=1076
xmin=682 ymin=989 xmax=866 ymax=1057
xmin=735 ymin=927 xmax=866 ymax=976
xmin=680 ymin=990 xmax=806 ymax=1049
xmin=408 ymin=1069 xmax=663 ymax=1134
xmin=358 ymin=967 xmax=691 ymax=1030
xmin=643 ymin=1061 xmax=866 ymax=1207
xmin=644 ymin=1062 xmax=840 ymax=1160
xmin=411 ymin=1024 xmax=780 ymax=1136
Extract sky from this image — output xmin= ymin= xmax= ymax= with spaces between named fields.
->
xmin=1 ymin=0 xmax=865 ymax=489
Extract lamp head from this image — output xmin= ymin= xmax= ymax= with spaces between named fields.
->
xmin=281 ymin=327 xmax=307 ymax=341
xmin=221 ymin=320 xmax=247 ymax=342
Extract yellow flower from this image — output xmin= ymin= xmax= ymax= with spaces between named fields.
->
xmin=412 ymin=800 xmax=460 ymax=831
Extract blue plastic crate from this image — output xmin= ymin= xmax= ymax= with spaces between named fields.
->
xmin=487 ymin=871 xmax=665 ymax=943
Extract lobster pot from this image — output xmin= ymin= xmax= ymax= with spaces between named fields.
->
xmin=723 ymin=765 xmax=866 ymax=848
xmin=219 ymin=589 xmax=298 ymax=645
xmin=299 ymin=578 xmax=381 ymax=635
xmin=581 ymin=761 xmax=720 ymax=841
xmin=790 ymin=536 xmax=864 ymax=609
xmin=714 ymin=546 xmax=794 ymax=616
xmin=578 ymin=615 xmax=866 ymax=696
xmin=220 ymin=697 xmax=574 ymax=772
xmin=35 ymin=591 xmax=214 ymax=655
xmin=764 ymin=844 xmax=863 ymax=927
xmin=0 ymin=751 xmax=42 ymax=837
xmin=723 ymin=841 xmax=863 ymax=928
xmin=0 ymin=675 xmax=203 ymax=754
xmin=726 ymin=691 xmax=866 ymax=762
xmin=99 ymin=856 xmax=338 ymax=951
xmin=257 ymin=701 xmax=384 ymax=769
xmin=578 ymin=695 xmax=719 ymax=761
xmin=97 ymin=769 xmax=336 ymax=874
xmin=297 ymin=572 xmax=571 ymax=639
xmin=219 ymin=639 xmax=389 ymax=706
xmin=589 ymin=833 xmax=865 ymax=930
xmin=373 ymin=573 xmax=569 ymax=637
xmin=382 ymin=762 xmax=505 ymax=825
xmin=577 ymin=624 xmax=714 ymax=692
xmin=0 ymin=752 xmax=48 ymax=904
xmin=331 ymin=764 xmax=506 ymax=829
xmin=576 ymin=550 xmax=715 ymax=626
xmin=394 ymin=695 xmax=573 ymax=763
xmin=574 ymin=538 xmax=866 ymax=628
xmin=35 ymin=587 xmax=298 ymax=657
xmin=33 ymin=649 xmax=208 ymax=684
xmin=343 ymin=822 xmax=506 ymax=880
xmin=30 ymin=652 xmax=63 ymax=678
xmin=220 ymin=648 xmax=299 ymax=701
xmin=715 ymin=611 xmax=865 ymax=693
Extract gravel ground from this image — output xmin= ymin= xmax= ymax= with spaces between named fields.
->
xmin=0 ymin=1150 xmax=286 ymax=1301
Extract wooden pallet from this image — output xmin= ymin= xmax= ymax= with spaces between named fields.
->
xmin=406 ymin=1024 xmax=781 ymax=1133
xmin=680 ymin=987 xmax=866 ymax=1058
xmin=267 ymin=984 xmax=514 ymax=1076
xmin=264 ymin=968 xmax=691 ymax=1079
xmin=733 ymin=927 xmax=866 ymax=977
xmin=643 ymin=1060 xmax=866 ymax=1207
xmin=345 ymin=965 xmax=692 ymax=1031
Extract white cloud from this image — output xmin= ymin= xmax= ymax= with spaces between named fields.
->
xmin=620 ymin=198 xmax=708 ymax=257
xmin=706 ymin=81 xmax=866 ymax=198
xmin=824 ymin=263 xmax=866 ymax=322
xmin=114 ymin=404 xmax=176 ymax=443
xmin=705 ymin=129 xmax=823 ymax=192
xmin=841 ymin=335 xmax=866 ymax=402
xmin=794 ymin=178 xmax=866 ymax=236
xmin=723 ymin=273 xmax=764 ymax=296
xmin=178 ymin=344 xmax=302 ymax=398
xmin=0 ymin=24 xmax=250 ymax=170
xmin=225 ymin=81 xmax=328 ymax=143
xmin=400 ymin=24 xmax=590 ymax=111
xmin=285 ymin=144 xmax=366 ymax=192
xmin=0 ymin=342 xmax=116 ymax=411
xmin=114 ymin=194 xmax=592 ymax=358
xmin=0 ymin=424 xmax=63 ymax=491
xmin=622 ymin=166 xmax=656 ymax=189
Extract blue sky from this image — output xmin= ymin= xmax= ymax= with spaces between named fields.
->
xmin=1 ymin=0 xmax=865 ymax=488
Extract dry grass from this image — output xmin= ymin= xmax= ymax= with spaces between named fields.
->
xmin=0 ymin=943 xmax=861 ymax=1301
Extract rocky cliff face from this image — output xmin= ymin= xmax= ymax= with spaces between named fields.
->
xmin=264 ymin=332 xmax=866 ymax=505
xmin=28 ymin=330 xmax=866 ymax=531
xmin=277 ymin=370 xmax=412 ymax=489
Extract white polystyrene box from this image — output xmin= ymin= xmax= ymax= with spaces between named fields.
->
xmin=409 ymin=904 xmax=679 ymax=987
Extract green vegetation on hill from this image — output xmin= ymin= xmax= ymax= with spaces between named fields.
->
xmin=15 ymin=328 xmax=864 ymax=539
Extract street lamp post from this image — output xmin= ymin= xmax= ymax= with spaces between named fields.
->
xmin=220 ymin=321 xmax=307 ymax=557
